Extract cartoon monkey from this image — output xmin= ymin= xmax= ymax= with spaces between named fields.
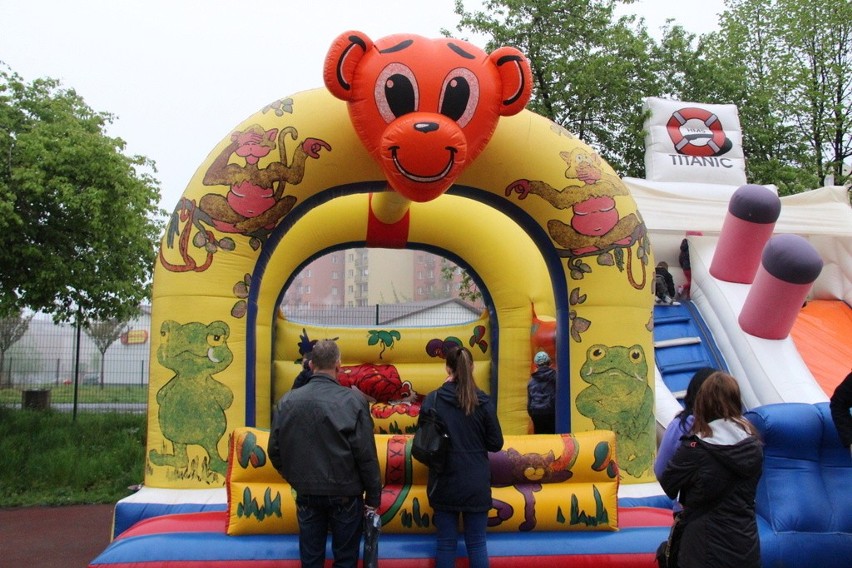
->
xmin=489 ymin=436 xmax=579 ymax=531
xmin=506 ymin=147 xmax=644 ymax=256
xmin=323 ymin=32 xmax=532 ymax=228
xmin=198 ymin=124 xmax=330 ymax=237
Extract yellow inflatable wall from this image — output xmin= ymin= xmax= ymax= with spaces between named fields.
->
xmin=147 ymin=87 xmax=655 ymax=489
xmin=274 ymin=314 xmax=494 ymax=434
xmin=226 ymin=428 xmax=619 ymax=535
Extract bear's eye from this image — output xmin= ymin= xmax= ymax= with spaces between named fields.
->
xmin=375 ymin=63 xmax=418 ymax=123
xmin=629 ymin=347 xmax=644 ymax=364
xmin=439 ymin=68 xmax=479 ymax=127
xmin=589 ymin=345 xmax=607 ymax=361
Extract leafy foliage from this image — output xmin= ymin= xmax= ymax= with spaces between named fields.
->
xmin=440 ymin=260 xmax=482 ymax=303
xmin=451 ymin=0 xmax=851 ymax=189
xmin=453 ymin=0 xmax=660 ymax=177
xmin=0 ymin=310 xmax=32 ymax=387
xmin=0 ymin=66 xmax=163 ymax=323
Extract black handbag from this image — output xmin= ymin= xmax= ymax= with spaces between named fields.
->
xmin=657 ymin=460 xmax=739 ymax=568
xmin=411 ymin=391 xmax=450 ymax=472
xmin=656 ymin=510 xmax=684 ymax=568
xmin=362 ymin=508 xmax=381 ymax=568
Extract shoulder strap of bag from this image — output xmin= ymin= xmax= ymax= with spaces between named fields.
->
xmin=427 ymin=390 xmax=438 ymax=411
xmin=422 ymin=390 xmax=440 ymax=420
xmin=426 ymin=390 xmax=447 ymax=431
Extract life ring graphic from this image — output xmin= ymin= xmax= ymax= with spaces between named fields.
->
xmin=666 ymin=107 xmax=730 ymax=157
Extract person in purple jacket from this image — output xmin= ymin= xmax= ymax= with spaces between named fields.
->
xmin=659 ymin=372 xmax=763 ymax=568
xmin=654 ymin=367 xmax=718 ymax=479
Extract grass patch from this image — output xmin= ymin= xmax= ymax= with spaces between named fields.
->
xmin=0 ymin=384 xmax=147 ymax=405
xmin=0 ymin=408 xmax=146 ymax=507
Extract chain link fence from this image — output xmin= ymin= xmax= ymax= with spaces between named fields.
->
xmin=0 ymin=314 xmax=149 ymax=414
xmin=1 ymin=300 xmax=483 ymax=414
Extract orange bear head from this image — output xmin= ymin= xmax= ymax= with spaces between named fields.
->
xmin=324 ymin=31 xmax=532 ymax=203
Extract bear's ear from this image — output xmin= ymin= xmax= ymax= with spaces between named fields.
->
xmin=324 ymin=30 xmax=374 ymax=101
xmin=490 ymin=46 xmax=533 ymax=116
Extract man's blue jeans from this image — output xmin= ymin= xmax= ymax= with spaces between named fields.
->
xmin=295 ymin=494 xmax=363 ymax=568
xmin=434 ymin=509 xmax=489 ymax=568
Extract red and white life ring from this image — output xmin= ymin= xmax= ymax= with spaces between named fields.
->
xmin=666 ymin=107 xmax=727 ymax=157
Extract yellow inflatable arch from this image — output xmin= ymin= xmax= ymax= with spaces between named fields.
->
xmin=148 ymin=87 xmax=655 ymax=489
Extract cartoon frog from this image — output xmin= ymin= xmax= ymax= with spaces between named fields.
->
xmin=149 ymin=320 xmax=234 ymax=477
xmin=575 ymin=344 xmax=654 ymax=478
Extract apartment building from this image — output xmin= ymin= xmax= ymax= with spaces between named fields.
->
xmin=282 ymin=248 xmax=478 ymax=309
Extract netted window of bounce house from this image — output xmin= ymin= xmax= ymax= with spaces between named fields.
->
xmin=280 ymin=248 xmax=485 ymax=327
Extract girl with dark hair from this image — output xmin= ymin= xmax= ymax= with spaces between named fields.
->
xmin=659 ymin=372 xmax=763 ymax=568
xmin=654 ymin=367 xmax=718 ymax=478
xmin=418 ymin=345 xmax=503 ymax=568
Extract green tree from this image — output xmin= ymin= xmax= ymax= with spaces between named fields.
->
xmin=706 ymin=0 xmax=817 ymax=193
xmin=774 ymin=0 xmax=852 ymax=186
xmin=0 ymin=65 xmax=162 ymax=323
xmin=0 ymin=310 xmax=32 ymax=388
xmin=452 ymin=0 xmax=660 ymax=177
xmin=452 ymin=0 xmax=850 ymax=193
xmin=687 ymin=0 xmax=851 ymax=193
xmin=440 ymin=260 xmax=482 ymax=304
xmin=84 ymin=317 xmax=131 ymax=388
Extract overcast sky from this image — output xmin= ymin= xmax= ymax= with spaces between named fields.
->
xmin=0 ymin=0 xmax=725 ymax=211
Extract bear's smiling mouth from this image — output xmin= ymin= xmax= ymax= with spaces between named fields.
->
xmin=389 ymin=146 xmax=456 ymax=183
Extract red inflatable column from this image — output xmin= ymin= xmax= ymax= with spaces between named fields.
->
xmin=739 ymin=234 xmax=823 ymax=339
xmin=710 ymin=184 xmax=781 ymax=283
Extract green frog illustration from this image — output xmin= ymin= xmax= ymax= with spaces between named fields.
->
xmin=149 ymin=320 xmax=234 ymax=477
xmin=575 ymin=343 xmax=654 ymax=477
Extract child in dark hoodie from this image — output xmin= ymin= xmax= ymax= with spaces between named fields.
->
xmin=527 ymin=351 xmax=556 ymax=434
xmin=655 ymin=261 xmax=680 ymax=305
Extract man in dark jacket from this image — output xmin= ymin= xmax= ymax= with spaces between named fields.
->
xmin=830 ymin=370 xmax=852 ymax=458
xmin=527 ymin=351 xmax=556 ymax=434
xmin=268 ymin=339 xmax=381 ymax=568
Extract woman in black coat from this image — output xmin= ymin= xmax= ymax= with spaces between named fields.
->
xmin=418 ymin=345 xmax=503 ymax=568
xmin=659 ymin=371 xmax=764 ymax=568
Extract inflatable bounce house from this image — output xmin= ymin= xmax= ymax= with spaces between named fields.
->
xmin=89 ymin=33 xmax=852 ymax=567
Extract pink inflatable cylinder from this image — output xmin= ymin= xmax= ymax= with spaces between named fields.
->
xmin=739 ymin=234 xmax=823 ymax=339
xmin=710 ymin=184 xmax=781 ymax=283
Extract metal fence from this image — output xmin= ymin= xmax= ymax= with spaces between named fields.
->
xmin=281 ymin=299 xmax=484 ymax=327
xmin=1 ymin=301 xmax=483 ymax=414
xmin=0 ymin=314 xmax=149 ymax=414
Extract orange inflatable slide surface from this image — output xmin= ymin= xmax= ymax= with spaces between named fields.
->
xmin=790 ymin=300 xmax=852 ymax=396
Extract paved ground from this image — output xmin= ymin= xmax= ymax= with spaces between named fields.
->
xmin=0 ymin=504 xmax=114 ymax=567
